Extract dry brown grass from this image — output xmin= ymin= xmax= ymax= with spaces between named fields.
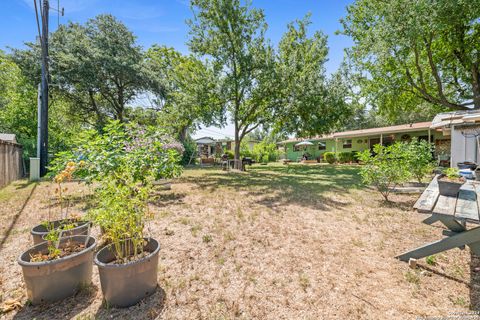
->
xmin=0 ymin=163 xmax=479 ymax=319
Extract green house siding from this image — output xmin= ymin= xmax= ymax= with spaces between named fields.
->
xmin=283 ymin=130 xmax=445 ymax=161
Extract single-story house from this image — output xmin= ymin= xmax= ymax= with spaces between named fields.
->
xmin=194 ymin=137 xmax=258 ymax=158
xmin=278 ymin=121 xmax=448 ymax=162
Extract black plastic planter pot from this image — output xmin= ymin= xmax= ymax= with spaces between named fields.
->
xmin=18 ymin=235 xmax=96 ymax=305
xmin=437 ymin=175 xmax=465 ymax=197
xmin=31 ymin=219 xmax=91 ymax=245
xmin=95 ymin=237 xmax=160 ymax=308
xmin=457 ymin=162 xmax=477 ymax=170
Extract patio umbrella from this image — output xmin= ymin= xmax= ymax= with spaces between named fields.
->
xmin=295 ymin=140 xmax=314 ymax=147
xmin=295 ymin=140 xmax=314 ymax=159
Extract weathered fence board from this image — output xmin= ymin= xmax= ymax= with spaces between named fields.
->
xmin=0 ymin=140 xmax=23 ymax=188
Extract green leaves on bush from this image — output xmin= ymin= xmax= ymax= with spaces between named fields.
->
xmin=406 ymin=139 xmax=435 ymax=183
xmin=224 ymin=150 xmax=234 ymax=160
xmin=357 ymin=139 xmax=435 ymax=201
xmin=252 ymin=141 xmax=279 ymax=163
xmin=49 ymin=120 xmax=184 ymax=262
xmin=323 ymin=152 xmax=336 ymax=164
xmin=180 ymin=139 xmax=198 ymax=166
xmin=357 ymin=143 xmax=411 ymax=201
xmin=49 ymin=120 xmax=184 ymax=183
xmin=338 ymin=152 xmax=354 ymax=163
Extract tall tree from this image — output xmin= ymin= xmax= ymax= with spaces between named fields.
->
xmin=0 ymin=52 xmax=81 ymax=158
xmin=13 ymin=14 xmax=147 ymax=128
xmin=144 ymin=45 xmax=224 ymax=142
xmin=188 ymin=0 xmax=277 ymax=166
xmin=341 ymin=0 xmax=480 ymax=115
xmin=274 ymin=15 xmax=352 ymax=137
xmin=0 ymin=52 xmax=37 ymax=156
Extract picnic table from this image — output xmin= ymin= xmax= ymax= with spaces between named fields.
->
xmin=396 ymin=175 xmax=480 ymax=261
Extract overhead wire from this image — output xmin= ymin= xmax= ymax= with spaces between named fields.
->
xmin=33 ymin=0 xmax=42 ymax=42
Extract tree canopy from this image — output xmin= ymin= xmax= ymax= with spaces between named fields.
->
xmin=188 ymin=0 xmax=352 ymax=164
xmin=275 ymin=15 xmax=352 ymax=136
xmin=0 ymin=52 xmax=81 ymax=158
xmin=341 ymin=0 xmax=480 ymax=116
xmin=188 ymin=0 xmax=277 ymax=163
xmin=51 ymin=14 xmax=147 ymax=125
xmin=144 ymin=45 xmax=224 ymax=142
xmin=13 ymin=14 xmax=148 ymax=128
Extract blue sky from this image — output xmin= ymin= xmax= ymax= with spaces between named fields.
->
xmin=1 ymin=0 xmax=353 ymax=139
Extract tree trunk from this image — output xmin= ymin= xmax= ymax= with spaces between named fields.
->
xmin=117 ymin=109 xmax=124 ymax=122
xmin=234 ymin=123 xmax=242 ymax=170
xmin=472 ymin=63 xmax=480 ymax=109
xmin=178 ymin=126 xmax=188 ymax=144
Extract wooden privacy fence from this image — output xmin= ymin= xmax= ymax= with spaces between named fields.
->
xmin=0 ymin=140 xmax=23 ymax=188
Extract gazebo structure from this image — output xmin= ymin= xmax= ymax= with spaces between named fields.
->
xmin=194 ymin=137 xmax=217 ymax=158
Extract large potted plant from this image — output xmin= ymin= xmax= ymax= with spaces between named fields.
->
xmin=50 ymin=120 xmax=183 ymax=307
xmin=18 ymin=230 xmax=96 ymax=304
xmin=438 ymin=167 xmax=465 ymax=197
xmin=19 ymin=159 xmax=97 ymax=304
xmin=30 ymin=161 xmax=91 ymax=245
xmin=91 ymin=173 xmax=160 ymax=307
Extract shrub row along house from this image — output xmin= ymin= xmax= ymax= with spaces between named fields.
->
xmin=278 ymin=110 xmax=480 ymax=167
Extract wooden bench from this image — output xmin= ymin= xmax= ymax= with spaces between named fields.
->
xmin=396 ymin=175 xmax=480 ymax=261
xmin=200 ymin=158 xmax=215 ymax=166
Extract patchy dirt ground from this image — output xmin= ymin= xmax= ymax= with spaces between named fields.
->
xmin=1 ymin=164 xmax=479 ymax=319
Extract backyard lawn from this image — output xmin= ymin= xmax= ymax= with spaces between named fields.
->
xmin=0 ymin=163 xmax=478 ymax=319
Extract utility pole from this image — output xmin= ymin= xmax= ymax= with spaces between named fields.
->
xmin=39 ymin=0 xmax=49 ymax=176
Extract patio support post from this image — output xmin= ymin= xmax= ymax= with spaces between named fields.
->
xmin=380 ymin=133 xmax=383 ymax=146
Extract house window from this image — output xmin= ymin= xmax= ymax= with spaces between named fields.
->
xmin=318 ymin=141 xmax=326 ymax=150
xmin=343 ymin=139 xmax=352 ymax=149
xmin=293 ymin=145 xmax=301 ymax=152
xmin=418 ymin=135 xmax=429 ymax=142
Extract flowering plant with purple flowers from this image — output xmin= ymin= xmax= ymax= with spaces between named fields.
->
xmin=50 ymin=120 xmax=184 ymax=183
xmin=49 ymin=120 xmax=183 ymax=261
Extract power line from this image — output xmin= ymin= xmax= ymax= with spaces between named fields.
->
xmin=33 ymin=0 xmax=42 ymax=42
xmin=198 ymin=127 xmax=235 ymax=138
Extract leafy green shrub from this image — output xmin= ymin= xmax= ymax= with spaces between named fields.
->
xmin=252 ymin=140 xmax=279 ymax=163
xmin=49 ymin=120 xmax=184 ymax=183
xmin=406 ymin=138 xmax=435 ymax=183
xmin=323 ymin=152 xmax=336 ymax=164
xmin=180 ymin=138 xmax=197 ymax=165
xmin=357 ymin=142 xmax=411 ymax=201
xmin=261 ymin=155 xmax=269 ymax=164
xmin=351 ymin=151 xmax=359 ymax=162
xmin=224 ymin=150 xmax=234 ymax=159
xmin=338 ymin=152 xmax=354 ymax=163
xmin=426 ymin=255 xmax=437 ymax=266
xmin=50 ymin=120 xmax=183 ymax=262
xmin=240 ymin=139 xmax=253 ymax=158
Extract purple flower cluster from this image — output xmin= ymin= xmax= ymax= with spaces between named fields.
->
xmin=124 ymin=126 xmax=184 ymax=155
xmin=162 ymin=141 xmax=185 ymax=154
